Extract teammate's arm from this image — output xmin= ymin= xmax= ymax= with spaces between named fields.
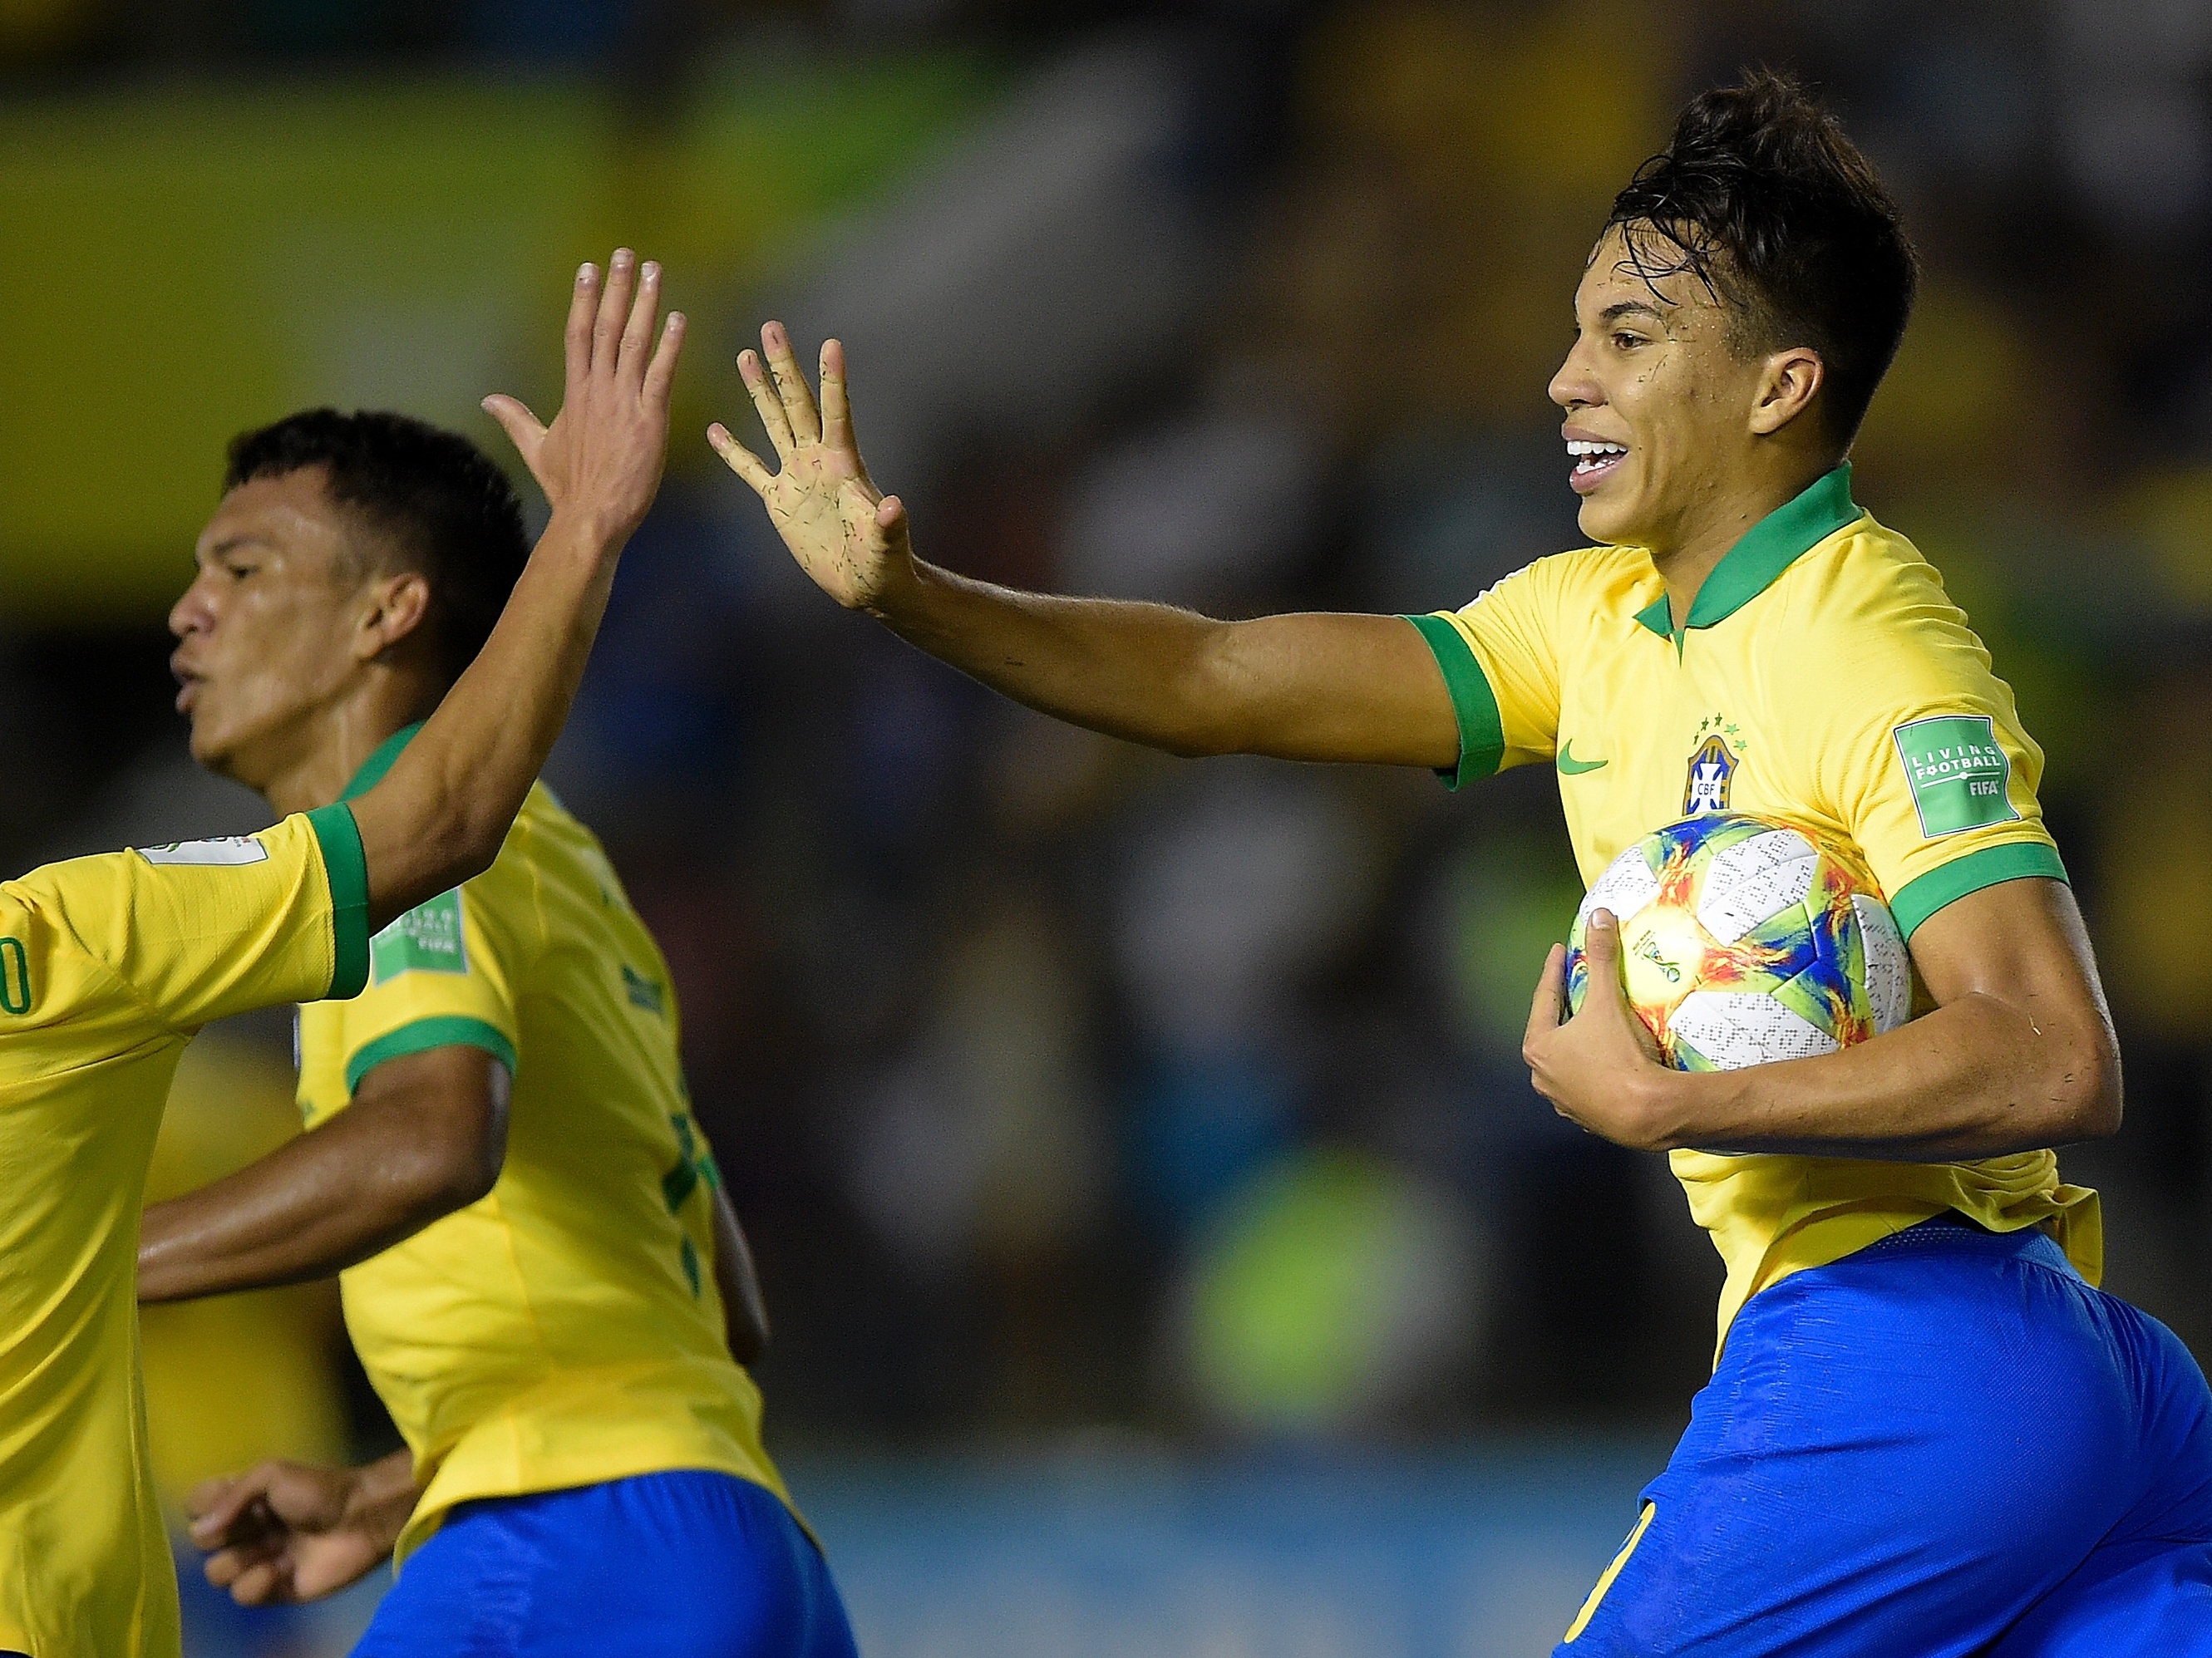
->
xmin=139 ymin=1048 xmax=508 ymax=1302
xmin=187 ymin=1449 xmax=421 ymax=1606
xmin=711 ymin=1184 xmax=771 ymax=1365
xmin=1525 ymin=877 xmax=2121 ymax=1162
xmin=709 ymin=325 xmax=1459 ymax=769
xmin=352 ymin=251 xmax=684 ymax=932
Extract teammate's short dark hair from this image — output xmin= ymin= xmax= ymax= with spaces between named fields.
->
xmin=224 ymin=408 xmax=530 ymax=686
xmin=1606 ymin=70 xmax=1919 ymax=450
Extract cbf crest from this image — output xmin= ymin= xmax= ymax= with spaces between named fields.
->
xmin=1682 ymin=716 xmax=1744 ymax=815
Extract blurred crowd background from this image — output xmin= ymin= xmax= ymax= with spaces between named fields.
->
xmin=7 ymin=0 xmax=2212 ymax=1651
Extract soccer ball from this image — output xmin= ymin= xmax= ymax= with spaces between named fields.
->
xmin=1564 ymin=814 xmax=1911 ymax=1070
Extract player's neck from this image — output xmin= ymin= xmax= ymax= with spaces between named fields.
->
xmin=1646 ymin=454 xmax=1838 ymax=630
xmin=259 ymin=679 xmax=442 ymax=819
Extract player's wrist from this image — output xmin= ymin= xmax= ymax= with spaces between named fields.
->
xmin=539 ymin=503 xmax=633 ymax=562
xmin=860 ymin=544 xmax=931 ymax=625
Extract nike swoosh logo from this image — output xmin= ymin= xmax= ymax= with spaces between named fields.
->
xmin=1557 ymin=741 xmax=1608 ymax=775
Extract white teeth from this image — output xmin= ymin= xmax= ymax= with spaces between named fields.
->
xmin=1566 ymin=440 xmax=1627 ymax=457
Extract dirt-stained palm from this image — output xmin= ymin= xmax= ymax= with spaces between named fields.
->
xmin=707 ymin=322 xmax=913 ymax=612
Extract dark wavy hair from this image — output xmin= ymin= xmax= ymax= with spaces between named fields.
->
xmin=1606 ymin=70 xmax=1919 ymax=448
xmin=224 ymin=408 xmax=530 ymax=686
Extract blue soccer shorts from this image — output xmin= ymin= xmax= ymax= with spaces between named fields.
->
xmin=352 ymin=1468 xmax=857 ymax=1658
xmin=1559 ymin=1218 xmax=2212 ymax=1656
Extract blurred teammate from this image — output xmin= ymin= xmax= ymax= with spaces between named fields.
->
xmin=140 ymin=381 xmax=851 ymax=1653
xmin=714 ymin=74 xmax=2212 ymax=1656
xmin=0 ymin=248 xmax=678 ymax=1658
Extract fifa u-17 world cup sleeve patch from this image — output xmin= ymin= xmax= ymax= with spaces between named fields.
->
xmin=372 ymin=888 xmax=469 ymax=985
xmin=1893 ymin=716 xmax=2021 ymax=837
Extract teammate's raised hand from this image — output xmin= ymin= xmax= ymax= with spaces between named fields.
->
xmin=483 ymin=249 xmax=686 ymax=544
xmin=186 ymin=1454 xmax=416 ymax=1606
xmin=709 ymin=324 xmax=913 ymax=611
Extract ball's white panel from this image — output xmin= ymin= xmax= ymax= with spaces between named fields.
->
xmin=1852 ymin=893 xmax=1912 ymax=1033
xmin=1668 ymin=990 xmax=1840 ymax=1070
xmin=1696 ymin=829 xmax=1818 ymax=944
xmin=1579 ymin=846 xmax=1663 ymax=935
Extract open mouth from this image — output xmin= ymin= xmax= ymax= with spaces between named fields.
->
xmin=1567 ymin=439 xmax=1628 ymax=493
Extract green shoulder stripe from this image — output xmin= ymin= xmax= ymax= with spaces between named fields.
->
xmin=1402 ymin=613 xmax=1505 ymax=790
xmin=1889 ymin=840 xmax=2069 ymax=940
xmin=345 ymin=1015 xmax=518 ymax=1095
xmin=305 ymin=803 xmax=370 ymax=1001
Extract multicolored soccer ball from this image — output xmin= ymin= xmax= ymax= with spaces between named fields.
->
xmin=1564 ymin=814 xmax=1911 ymax=1070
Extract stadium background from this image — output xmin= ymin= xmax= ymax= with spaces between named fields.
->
xmin=6 ymin=0 xmax=2210 ymax=1651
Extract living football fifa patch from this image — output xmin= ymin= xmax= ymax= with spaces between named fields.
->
xmin=372 ymin=888 xmax=468 ymax=983
xmin=1894 ymin=714 xmax=2018 ymax=836
xmin=137 ymin=835 xmax=269 ymax=866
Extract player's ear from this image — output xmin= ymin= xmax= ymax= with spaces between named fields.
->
xmin=1749 ymin=345 xmax=1824 ymax=436
xmin=355 ymin=570 xmax=434 ymax=662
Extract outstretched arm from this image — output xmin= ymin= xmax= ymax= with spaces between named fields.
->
xmin=709 ymin=325 xmax=1459 ymax=769
xmin=350 ymin=250 xmax=685 ymax=932
xmin=140 ymin=1047 xmax=507 ymax=1303
xmin=1524 ymin=877 xmax=2121 ymax=1161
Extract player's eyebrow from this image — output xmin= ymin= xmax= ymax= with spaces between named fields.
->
xmin=1599 ymin=299 xmax=1668 ymax=327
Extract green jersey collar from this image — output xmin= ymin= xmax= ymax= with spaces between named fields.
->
xmin=1633 ymin=462 xmax=1864 ymax=639
xmin=339 ymin=721 xmax=425 ymax=803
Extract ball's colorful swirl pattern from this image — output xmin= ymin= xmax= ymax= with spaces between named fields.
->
xmin=1564 ymin=813 xmax=1904 ymax=1072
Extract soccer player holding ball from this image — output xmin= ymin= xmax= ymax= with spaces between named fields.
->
xmin=0 ymin=251 xmax=680 ymax=1658
xmin=716 ymin=75 xmax=2212 ymax=1654
xmin=143 ymin=283 xmax=855 ymax=1651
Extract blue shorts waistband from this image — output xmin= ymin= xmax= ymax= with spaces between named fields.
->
xmin=1857 ymin=1213 xmax=2074 ymax=1273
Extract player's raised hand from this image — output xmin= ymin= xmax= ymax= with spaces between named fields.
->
xmin=1523 ymin=913 xmax=1676 ymax=1151
xmin=708 ymin=324 xmax=913 ymax=612
xmin=187 ymin=1456 xmax=414 ymax=1606
xmin=482 ymin=248 xmax=686 ymax=543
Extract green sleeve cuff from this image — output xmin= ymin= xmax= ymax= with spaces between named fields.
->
xmin=345 ymin=1015 xmax=519 ymax=1095
xmin=305 ymin=802 xmax=370 ymax=1001
xmin=1889 ymin=839 xmax=2070 ymax=940
xmin=1402 ymin=613 xmax=1505 ymax=790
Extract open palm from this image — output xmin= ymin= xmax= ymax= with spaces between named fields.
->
xmin=709 ymin=323 xmax=911 ymax=611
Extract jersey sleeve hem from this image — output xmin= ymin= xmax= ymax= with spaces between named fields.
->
xmin=305 ymin=803 xmax=372 ymax=1000
xmin=1402 ymin=613 xmax=1504 ymax=790
xmin=345 ymin=1014 xmax=519 ymax=1095
xmin=1889 ymin=840 xmax=2069 ymax=940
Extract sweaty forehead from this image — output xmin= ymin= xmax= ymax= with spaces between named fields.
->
xmin=1575 ymin=224 xmax=1729 ymax=329
xmin=198 ymin=470 xmax=357 ymax=573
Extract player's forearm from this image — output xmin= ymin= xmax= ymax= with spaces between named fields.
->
xmin=1648 ymin=992 xmax=2121 ymax=1162
xmin=874 ymin=561 xmax=1458 ymax=767
xmin=139 ymin=1112 xmax=492 ymax=1301
xmin=349 ymin=1448 xmax=423 ymax=1554
xmin=870 ymin=557 xmax=1245 ymax=754
xmin=349 ymin=509 xmax=621 ymax=932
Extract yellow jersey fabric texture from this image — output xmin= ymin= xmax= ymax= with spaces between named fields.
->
xmin=296 ymin=729 xmax=796 ymax=1567
xmin=0 ymin=808 xmax=367 ymax=1658
xmin=1407 ymin=464 xmax=2098 ymax=1352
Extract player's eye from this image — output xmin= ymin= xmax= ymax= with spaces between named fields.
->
xmin=1612 ymin=331 xmax=1648 ymax=352
xmin=222 ymin=560 xmax=257 ymax=581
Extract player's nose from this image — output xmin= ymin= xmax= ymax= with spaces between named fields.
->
xmin=167 ymin=575 xmax=213 ymax=641
xmin=1548 ymin=347 xmax=1601 ymax=411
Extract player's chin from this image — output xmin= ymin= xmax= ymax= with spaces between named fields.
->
xmin=1574 ymin=489 xmax=1643 ymax=549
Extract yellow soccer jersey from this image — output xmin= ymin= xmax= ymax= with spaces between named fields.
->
xmin=1408 ymin=464 xmax=2098 ymax=1350
xmin=0 ymin=807 xmax=367 ymax=1658
xmin=296 ymin=728 xmax=796 ymax=1564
